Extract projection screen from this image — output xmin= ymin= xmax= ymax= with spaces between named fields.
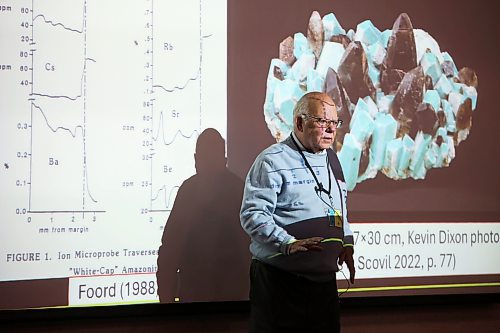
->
xmin=0 ymin=0 xmax=499 ymax=309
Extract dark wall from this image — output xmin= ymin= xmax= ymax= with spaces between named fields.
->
xmin=2 ymin=296 xmax=500 ymax=332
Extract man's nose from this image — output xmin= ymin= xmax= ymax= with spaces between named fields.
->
xmin=324 ymin=125 xmax=334 ymax=133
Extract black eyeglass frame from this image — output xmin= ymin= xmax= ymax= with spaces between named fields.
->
xmin=301 ymin=114 xmax=343 ymax=129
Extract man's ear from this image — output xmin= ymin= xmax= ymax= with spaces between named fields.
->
xmin=296 ymin=116 xmax=304 ymax=132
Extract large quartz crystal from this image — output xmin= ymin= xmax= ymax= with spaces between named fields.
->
xmin=337 ymin=41 xmax=377 ymax=103
xmin=384 ymin=13 xmax=417 ymax=72
xmin=390 ymin=66 xmax=425 ymax=138
xmin=307 ymin=11 xmax=324 ymax=60
xmin=325 ymin=68 xmax=351 ymax=149
xmin=265 ymin=11 xmax=479 ymax=191
xmin=279 ymin=36 xmax=296 ymax=66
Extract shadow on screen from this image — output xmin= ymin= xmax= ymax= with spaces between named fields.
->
xmin=156 ymin=128 xmax=250 ymax=303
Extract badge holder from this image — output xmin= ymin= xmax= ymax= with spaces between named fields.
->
xmin=327 ymin=208 xmax=343 ymax=228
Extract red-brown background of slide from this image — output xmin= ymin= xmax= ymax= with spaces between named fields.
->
xmin=0 ymin=278 xmax=68 ymax=309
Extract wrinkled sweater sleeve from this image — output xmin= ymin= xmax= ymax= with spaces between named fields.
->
xmin=240 ymin=155 xmax=295 ymax=254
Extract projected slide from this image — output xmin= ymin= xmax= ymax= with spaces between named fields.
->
xmin=259 ymin=9 xmax=499 ymax=295
xmin=228 ymin=1 xmax=500 ymax=298
xmin=261 ymin=9 xmax=491 ymax=281
xmin=0 ymin=0 xmax=226 ymax=307
xmin=0 ymin=0 xmax=498 ymax=311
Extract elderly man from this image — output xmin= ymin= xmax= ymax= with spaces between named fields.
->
xmin=240 ymin=91 xmax=355 ymax=333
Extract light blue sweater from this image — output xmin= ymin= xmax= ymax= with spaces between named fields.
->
xmin=240 ymin=134 xmax=354 ymax=281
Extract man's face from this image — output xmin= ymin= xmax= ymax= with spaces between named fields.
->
xmin=298 ymin=97 xmax=338 ymax=153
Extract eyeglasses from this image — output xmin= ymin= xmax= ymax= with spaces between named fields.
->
xmin=301 ymin=114 xmax=343 ymax=129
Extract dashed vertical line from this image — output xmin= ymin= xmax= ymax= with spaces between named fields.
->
xmin=199 ymin=0 xmax=202 ymax=132
xmin=150 ymin=0 xmax=154 ymax=212
xmin=82 ymin=0 xmax=88 ymax=218
xmin=29 ymin=0 xmax=35 ymax=211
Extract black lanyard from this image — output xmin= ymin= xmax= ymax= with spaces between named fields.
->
xmin=290 ymin=135 xmax=331 ymax=196
xmin=290 ymin=135 xmax=344 ymax=218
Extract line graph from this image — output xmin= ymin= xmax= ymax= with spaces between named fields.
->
xmin=31 ymin=58 xmax=96 ymax=101
xmin=151 ymin=34 xmax=211 ymax=93
xmin=0 ymin=0 xmax=227 ymax=293
xmin=33 ymin=13 xmax=84 ymax=34
xmin=32 ymin=103 xmax=84 ymax=138
xmin=1 ymin=0 xmax=226 ymax=218
xmin=146 ymin=0 xmax=227 ymax=215
xmin=30 ymin=102 xmax=98 ymax=205
xmin=151 ymin=185 xmax=181 ymax=212
xmin=152 ymin=112 xmax=200 ymax=146
xmin=27 ymin=0 xmax=100 ymax=215
xmin=152 ymin=73 xmax=200 ymax=93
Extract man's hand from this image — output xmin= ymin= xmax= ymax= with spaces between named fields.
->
xmin=338 ymin=246 xmax=355 ymax=284
xmin=288 ymin=237 xmax=324 ymax=255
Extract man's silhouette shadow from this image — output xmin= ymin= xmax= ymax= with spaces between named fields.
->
xmin=156 ymin=128 xmax=250 ymax=303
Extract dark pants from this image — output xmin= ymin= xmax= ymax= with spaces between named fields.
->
xmin=249 ymin=259 xmax=341 ymax=333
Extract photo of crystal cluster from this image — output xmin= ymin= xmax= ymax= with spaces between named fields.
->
xmin=263 ymin=11 xmax=478 ymax=191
